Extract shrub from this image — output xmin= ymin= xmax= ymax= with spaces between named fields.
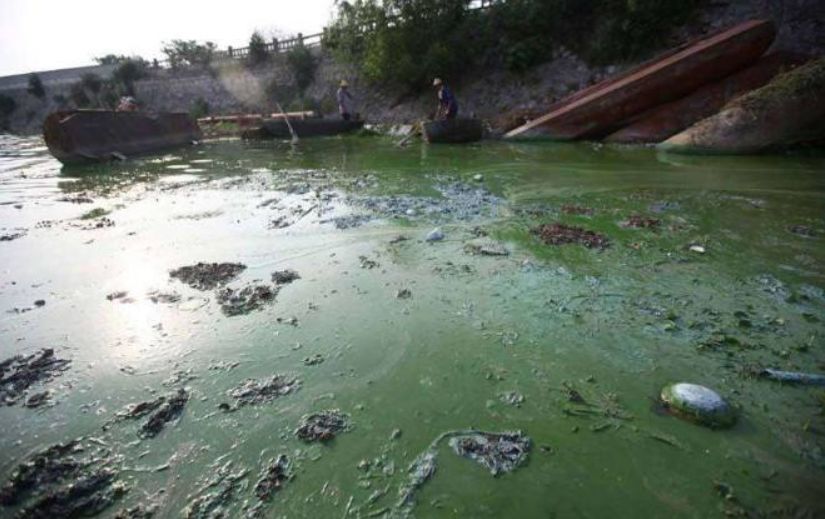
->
xmin=286 ymin=43 xmax=317 ymax=93
xmin=95 ymin=54 xmax=129 ymax=65
xmin=162 ymin=40 xmax=216 ymax=69
xmin=69 ymin=82 xmax=92 ymax=108
xmin=247 ymin=31 xmax=269 ymax=67
xmin=190 ymin=97 xmax=210 ymax=119
xmin=112 ymin=59 xmax=148 ymax=96
xmin=80 ymin=73 xmax=103 ymax=95
xmin=27 ymin=74 xmax=46 ymax=99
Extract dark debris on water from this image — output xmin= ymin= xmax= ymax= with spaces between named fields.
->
xmin=621 ymin=214 xmax=661 ymax=229
xmin=531 ymin=223 xmax=610 ymax=249
xmin=226 ymin=375 xmax=300 ymax=408
xmin=254 ymin=455 xmax=290 ymax=501
xmin=271 ymin=269 xmax=300 ymax=285
xmin=114 ymin=388 xmax=189 ymax=438
xmin=0 ymin=439 xmax=126 ymax=518
xmin=448 ymin=431 xmax=531 ymax=476
xmin=0 ymin=349 xmax=70 ymax=407
xmin=170 ymin=262 xmax=246 ymax=291
xmin=295 ymin=409 xmax=350 ymax=442
xmin=217 ymin=284 xmax=277 ymax=316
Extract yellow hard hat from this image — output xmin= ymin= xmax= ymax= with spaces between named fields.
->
xmin=340 ymin=79 xmax=349 ymax=87
xmin=432 ymin=78 xmax=443 ymax=86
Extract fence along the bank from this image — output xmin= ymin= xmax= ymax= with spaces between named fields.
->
xmin=155 ymin=0 xmax=497 ymax=68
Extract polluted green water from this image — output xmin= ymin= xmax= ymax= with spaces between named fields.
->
xmin=1 ymin=133 xmax=824 ymax=517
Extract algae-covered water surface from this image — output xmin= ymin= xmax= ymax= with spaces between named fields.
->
xmin=1 ymin=134 xmax=824 ymax=518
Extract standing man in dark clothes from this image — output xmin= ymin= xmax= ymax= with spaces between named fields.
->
xmin=433 ymin=78 xmax=458 ymax=120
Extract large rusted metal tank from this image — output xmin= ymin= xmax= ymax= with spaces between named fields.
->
xmin=504 ymin=19 xmax=777 ymax=141
xmin=43 ymin=110 xmax=201 ymax=165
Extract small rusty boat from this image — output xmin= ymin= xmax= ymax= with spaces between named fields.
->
xmin=43 ymin=110 xmax=201 ymax=165
xmin=243 ymin=118 xmax=364 ymax=139
xmin=505 ymin=19 xmax=777 ymax=141
xmin=422 ymin=118 xmax=483 ymax=143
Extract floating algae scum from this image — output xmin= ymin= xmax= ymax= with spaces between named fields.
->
xmin=1 ymin=132 xmax=824 ymax=517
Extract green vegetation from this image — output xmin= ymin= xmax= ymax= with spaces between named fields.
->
xmin=190 ymin=97 xmax=210 ymax=119
xmin=324 ymin=0 xmax=705 ymax=89
xmin=111 ymin=59 xmax=148 ymax=95
xmin=247 ymin=31 xmax=269 ymax=67
xmin=79 ymin=207 xmax=111 ymax=220
xmin=27 ymin=74 xmax=46 ymax=99
xmin=162 ymin=40 xmax=216 ymax=69
xmin=66 ymin=58 xmax=148 ymax=109
xmin=286 ymin=42 xmax=318 ymax=94
xmin=95 ymin=54 xmax=131 ymax=65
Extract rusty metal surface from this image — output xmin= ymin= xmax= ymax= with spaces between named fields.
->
xmin=504 ymin=19 xmax=777 ymax=141
xmin=605 ymin=52 xmax=807 ymax=144
xmin=43 ymin=110 xmax=201 ymax=165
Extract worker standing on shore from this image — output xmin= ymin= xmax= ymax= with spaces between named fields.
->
xmin=433 ymin=78 xmax=458 ymax=120
xmin=337 ymin=80 xmax=355 ymax=121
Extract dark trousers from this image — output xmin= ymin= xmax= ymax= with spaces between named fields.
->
xmin=342 ymin=112 xmax=351 ymax=121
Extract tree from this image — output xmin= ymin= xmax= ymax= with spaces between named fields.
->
xmin=69 ymin=82 xmax=92 ymax=108
xmin=286 ymin=43 xmax=317 ymax=94
xmin=80 ymin=73 xmax=103 ymax=95
xmin=94 ymin=54 xmax=130 ymax=65
xmin=247 ymin=31 xmax=269 ymax=67
xmin=190 ymin=97 xmax=210 ymax=119
xmin=111 ymin=59 xmax=148 ymax=95
xmin=27 ymin=74 xmax=46 ymax=99
xmin=161 ymin=40 xmax=216 ymax=69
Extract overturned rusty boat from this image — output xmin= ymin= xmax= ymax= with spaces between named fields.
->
xmin=605 ymin=52 xmax=804 ymax=144
xmin=242 ymin=118 xmax=364 ymax=140
xmin=43 ymin=110 xmax=201 ymax=165
xmin=505 ymin=19 xmax=777 ymax=141
xmin=422 ymin=118 xmax=483 ymax=144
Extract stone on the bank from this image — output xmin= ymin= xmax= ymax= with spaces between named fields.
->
xmin=473 ymin=174 xmax=484 ymax=182
xmin=660 ymin=382 xmax=736 ymax=428
xmin=425 ymin=228 xmax=444 ymax=242
xmin=464 ymin=238 xmax=509 ymax=256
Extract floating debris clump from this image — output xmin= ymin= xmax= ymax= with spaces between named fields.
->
xmin=295 ymin=409 xmax=350 ymax=442
xmin=227 ymin=375 xmax=301 ymax=407
xmin=115 ymin=388 xmax=189 ymax=438
xmin=271 ymin=269 xmax=301 ymax=285
xmin=217 ymin=284 xmax=277 ymax=316
xmin=0 ymin=348 xmax=70 ymax=406
xmin=531 ymin=223 xmax=609 ymax=249
xmin=254 ymin=455 xmax=290 ymax=501
xmin=0 ymin=439 xmax=125 ymax=517
xmin=621 ymin=214 xmax=661 ymax=229
xmin=448 ymin=431 xmax=531 ymax=476
xmin=170 ymin=262 xmax=246 ymax=291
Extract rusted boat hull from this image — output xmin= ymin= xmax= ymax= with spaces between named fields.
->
xmin=505 ymin=19 xmax=777 ymax=141
xmin=606 ymin=53 xmax=804 ymax=144
xmin=246 ymin=118 xmax=364 ymax=139
xmin=422 ymin=118 xmax=483 ymax=143
xmin=43 ymin=110 xmax=200 ymax=165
